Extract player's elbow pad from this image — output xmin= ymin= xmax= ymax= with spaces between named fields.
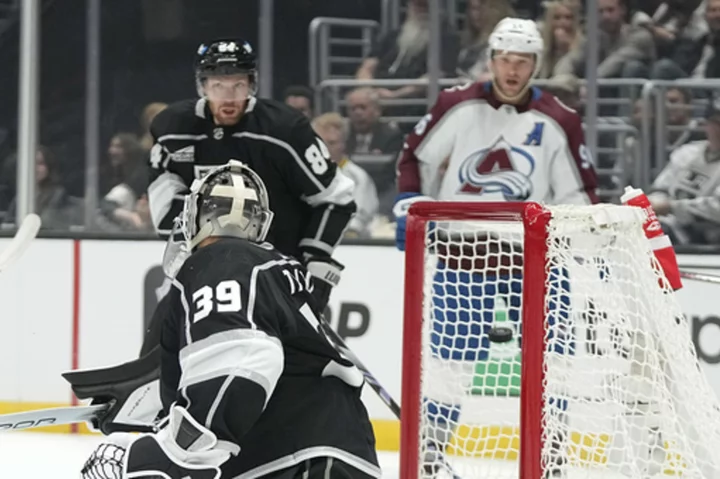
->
xmin=179 ymin=330 xmax=284 ymax=443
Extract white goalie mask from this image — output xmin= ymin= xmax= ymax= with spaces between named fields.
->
xmin=163 ymin=160 xmax=273 ymax=277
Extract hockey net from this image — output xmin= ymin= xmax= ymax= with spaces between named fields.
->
xmin=400 ymin=202 xmax=720 ymax=479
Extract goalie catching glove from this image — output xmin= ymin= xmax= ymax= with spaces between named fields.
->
xmin=81 ymin=405 xmax=235 ymax=479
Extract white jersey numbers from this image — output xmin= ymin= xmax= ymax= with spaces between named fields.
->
xmin=304 ymin=139 xmax=330 ymax=175
xmin=191 ymin=279 xmax=242 ymax=323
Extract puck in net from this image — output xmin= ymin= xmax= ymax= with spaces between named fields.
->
xmin=489 ymin=326 xmax=514 ymax=343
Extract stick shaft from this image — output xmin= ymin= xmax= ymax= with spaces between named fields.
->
xmin=0 ymin=404 xmax=108 ymax=431
xmin=680 ymin=270 xmax=720 ymax=285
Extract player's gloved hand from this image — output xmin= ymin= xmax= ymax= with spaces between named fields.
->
xmin=124 ymin=405 xmax=234 ymax=479
xmin=305 ymin=256 xmax=344 ymax=312
xmin=393 ymin=192 xmax=434 ymax=251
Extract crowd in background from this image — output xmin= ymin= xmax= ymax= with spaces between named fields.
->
xmin=3 ymin=0 xmax=720 ymax=245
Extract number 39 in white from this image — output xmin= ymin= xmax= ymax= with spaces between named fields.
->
xmin=192 ymin=280 xmax=242 ymax=323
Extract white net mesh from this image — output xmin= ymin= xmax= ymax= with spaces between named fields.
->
xmin=414 ymin=204 xmax=720 ymax=479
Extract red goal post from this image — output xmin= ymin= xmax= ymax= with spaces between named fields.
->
xmin=399 ymin=201 xmax=720 ymax=479
xmin=401 ymin=201 xmax=548 ymax=479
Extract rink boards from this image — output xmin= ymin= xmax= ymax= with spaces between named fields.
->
xmin=1 ymin=238 xmax=720 ymax=457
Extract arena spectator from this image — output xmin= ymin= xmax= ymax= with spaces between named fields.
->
xmin=345 ymin=87 xmax=404 ymax=155
xmin=689 ymin=0 xmax=720 ymax=79
xmin=312 ymin=113 xmax=379 ymax=238
xmin=139 ymin=102 xmax=168 ymax=152
xmin=283 ymin=85 xmax=314 ymax=119
xmin=344 ymin=87 xmax=404 ymax=218
xmin=648 ymin=98 xmax=720 ymax=245
xmin=4 ymin=145 xmax=83 ymax=230
xmin=560 ymin=0 xmax=655 ymax=78
xmin=628 ymin=0 xmax=708 ymax=79
xmin=629 ymin=87 xmax=703 ymax=165
xmin=457 ymin=0 xmax=516 ymax=80
xmin=355 ymin=0 xmax=459 ymax=100
xmin=537 ymin=0 xmax=584 ymax=80
xmin=97 ymin=133 xmax=151 ymax=232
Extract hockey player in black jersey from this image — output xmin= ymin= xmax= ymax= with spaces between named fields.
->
xmin=79 ymin=161 xmax=379 ymax=479
xmin=147 ymin=38 xmax=355 ymax=319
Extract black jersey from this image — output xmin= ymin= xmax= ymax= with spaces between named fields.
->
xmin=159 ymin=238 xmax=379 ymax=479
xmin=147 ymin=97 xmax=356 ymax=259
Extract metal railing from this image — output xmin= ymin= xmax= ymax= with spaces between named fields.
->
xmin=308 ymin=17 xmax=380 ymax=90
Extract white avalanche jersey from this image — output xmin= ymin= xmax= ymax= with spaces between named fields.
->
xmin=397 ymin=82 xmax=598 ymax=205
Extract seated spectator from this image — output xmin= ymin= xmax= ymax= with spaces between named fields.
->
xmin=97 ymin=133 xmax=151 ymax=232
xmin=345 ymin=87 xmax=404 ymax=217
xmin=629 ymin=0 xmax=708 ymax=79
xmin=649 ymin=99 xmax=720 ymax=245
xmin=355 ymin=0 xmax=459 ymax=100
xmin=4 ymin=145 xmax=83 ymax=230
xmin=560 ymin=0 xmax=655 ymax=78
xmin=345 ymin=87 xmax=404 ymax=155
xmin=457 ymin=0 xmax=516 ymax=80
xmin=312 ymin=113 xmax=379 ymax=238
xmin=139 ymin=102 xmax=168 ymax=151
xmin=283 ymin=85 xmax=314 ymax=119
xmin=687 ymin=0 xmax=720 ymax=79
xmin=537 ymin=0 xmax=584 ymax=80
xmin=628 ymin=87 xmax=703 ymax=166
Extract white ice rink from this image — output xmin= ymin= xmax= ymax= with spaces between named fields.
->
xmin=0 ymin=432 xmax=404 ymax=478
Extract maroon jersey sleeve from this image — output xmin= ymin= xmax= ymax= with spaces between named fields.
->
xmin=535 ymin=95 xmax=599 ymax=205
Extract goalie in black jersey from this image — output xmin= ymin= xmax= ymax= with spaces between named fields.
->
xmin=80 ymin=161 xmax=379 ymax=479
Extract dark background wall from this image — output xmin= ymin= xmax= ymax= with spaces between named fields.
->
xmin=0 ymin=0 xmax=381 ymax=196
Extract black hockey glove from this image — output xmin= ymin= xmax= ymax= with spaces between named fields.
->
xmin=305 ymin=256 xmax=344 ymax=312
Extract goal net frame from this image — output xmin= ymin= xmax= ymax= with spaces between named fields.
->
xmin=400 ymin=201 xmax=549 ymax=479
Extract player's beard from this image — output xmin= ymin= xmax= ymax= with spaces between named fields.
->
xmin=212 ymin=101 xmax=244 ymax=126
xmin=396 ymin=16 xmax=430 ymax=63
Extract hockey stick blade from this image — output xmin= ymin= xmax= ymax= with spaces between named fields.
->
xmin=0 ymin=403 xmax=108 ymax=432
xmin=680 ymin=270 xmax=720 ymax=285
xmin=0 ymin=213 xmax=41 ymax=273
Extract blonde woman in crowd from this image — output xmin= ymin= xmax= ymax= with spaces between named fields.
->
xmin=457 ymin=0 xmax=516 ymax=80
xmin=537 ymin=0 xmax=585 ymax=79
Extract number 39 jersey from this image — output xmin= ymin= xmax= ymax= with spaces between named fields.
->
xmin=148 ymin=97 xmax=356 ymax=260
xmin=161 ymin=238 xmax=380 ymax=479
xmin=398 ymin=81 xmax=599 ymax=205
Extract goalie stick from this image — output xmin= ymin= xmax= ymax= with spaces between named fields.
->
xmin=0 ymin=213 xmax=41 ymax=273
xmin=0 ymin=403 xmax=108 ymax=432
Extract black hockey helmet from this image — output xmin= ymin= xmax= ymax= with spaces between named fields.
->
xmin=194 ymin=39 xmax=258 ymax=95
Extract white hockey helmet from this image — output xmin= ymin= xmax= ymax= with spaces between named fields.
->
xmin=488 ymin=18 xmax=544 ymax=75
xmin=181 ymin=160 xmax=274 ymax=249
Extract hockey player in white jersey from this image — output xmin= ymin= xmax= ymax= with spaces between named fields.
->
xmin=393 ymin=18 xmax=599 ymax=477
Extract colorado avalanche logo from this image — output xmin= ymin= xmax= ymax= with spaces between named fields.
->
xmin=457 ymin=138 xmax=535 ymax=200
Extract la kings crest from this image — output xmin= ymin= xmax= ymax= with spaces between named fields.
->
xmin=457 ymin=137 xmax=536 ymax=200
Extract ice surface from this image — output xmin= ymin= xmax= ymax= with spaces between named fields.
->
xmin=0 ymin=432 xmax=403 ymax=478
